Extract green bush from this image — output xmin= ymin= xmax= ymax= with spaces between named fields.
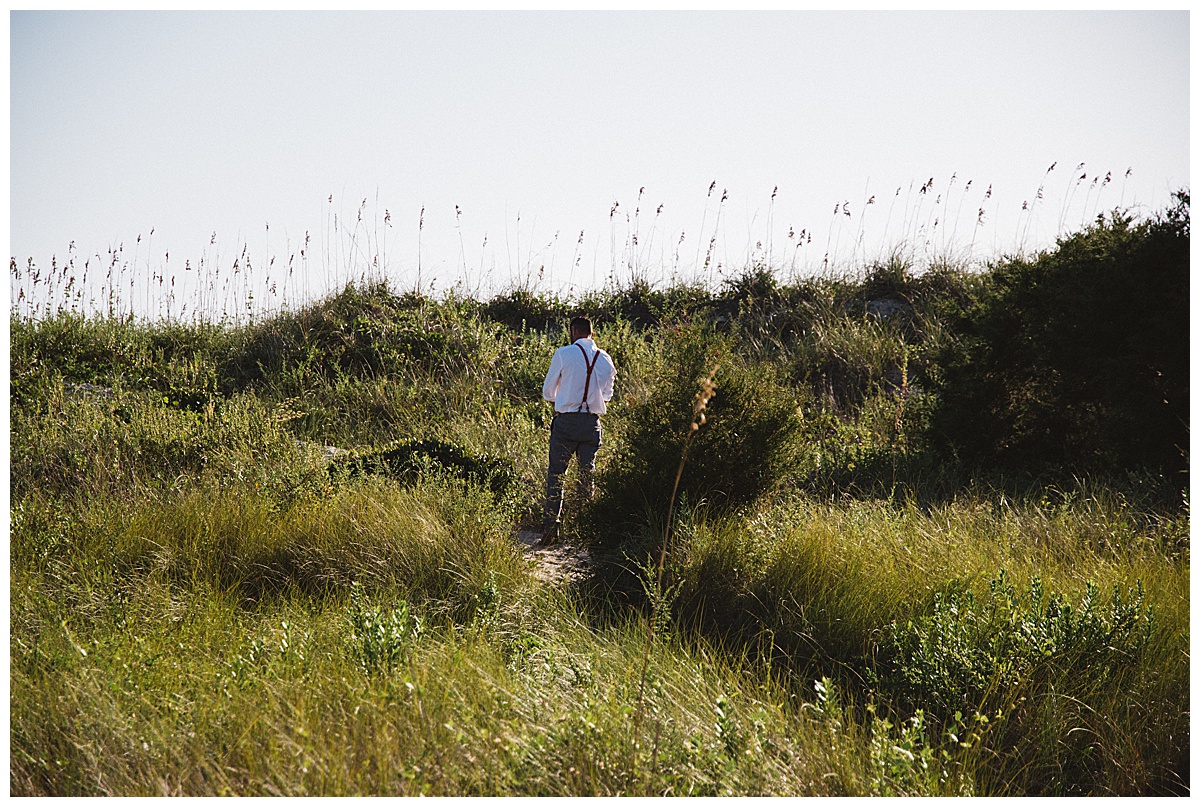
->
xmin=590 ymin=324 xmax=803 ymax=538
xmin=331 ymin=438 xmax=517 ymax=497
xmin=482 ymin=287 xmax=570 ymax=332
xmin=10 ymin=312 xmax=229 ymax=411
xmin=221 ymin=281 xmax=503 ymax=390
xmin=874 ymin=571 xmax=1153 ymax=719
xmin=872 ymin=571 xmax=1178 ymax=794
xmin=934 ymin=194 xmax=1189 ymax=490
xmin=10 ymin=380 xmax=323 ymax=502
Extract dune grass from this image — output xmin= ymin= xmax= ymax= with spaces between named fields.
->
xmin=13 ymin=473 xmax=1183 ymax=795
xmin=13 ymin=480 xmax=993 ymax=797
xmin=9 ymin=242 xmax=1189 ymax=795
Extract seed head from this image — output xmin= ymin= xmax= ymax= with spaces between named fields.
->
xmin=690 ymin=368 xmax=718 ymax=432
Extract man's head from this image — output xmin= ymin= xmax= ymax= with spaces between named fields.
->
xmin=570 ymin=316 xmax=593 ymax=342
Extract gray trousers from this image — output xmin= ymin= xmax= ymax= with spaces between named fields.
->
xmin=544 ymin=412 xmax=602 ymax=530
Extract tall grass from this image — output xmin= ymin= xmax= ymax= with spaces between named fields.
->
xmin=13 ymin=480 xmax=993 ymax=796
xmin=11 ymin=169 xmax=1137 ymax=326
xmin=10 ymin=205 xmax=1188 ymax=795
xmin=652 ymin=488 xmax=1187 ymax=794
xmin=14 ymin=472 xmax=1182 ymax=794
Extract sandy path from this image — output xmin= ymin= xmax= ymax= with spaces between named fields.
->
xmin=514 ymin=530 xmax=590 ymax=583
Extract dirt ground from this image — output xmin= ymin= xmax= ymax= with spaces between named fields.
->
xmin=514 ymin=530 xmax=590 ymax=583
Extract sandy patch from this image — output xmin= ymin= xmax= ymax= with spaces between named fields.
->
xmin=514 ymin=530 xmax=591 ymax=583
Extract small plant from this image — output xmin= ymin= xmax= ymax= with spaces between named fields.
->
xmin=866 ymin=706 xmax=937 ymax=795
xmin=347 ymin=584 xmax=424 ymax=676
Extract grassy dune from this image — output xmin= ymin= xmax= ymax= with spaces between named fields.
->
xmin=10 ymin=206 xmax=1190 ymax=795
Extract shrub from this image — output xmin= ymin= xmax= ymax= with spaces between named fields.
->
xmin=590 ymin=324 xmax=803 ymax=539
xmin=481 ymin=287 xmax=569 ymax=332
xmin=874 ymin=571 xmax=1154 ymax=719
xmin=330 ymin=438 xmax=517 ymax=497
xmin=221 ymin=281 xmax=503 ymax=390
xmin=934 ymin=193 xmax=1190 ymax=489
xmin=873 ymin=568 xmax=1184 ymax=794
xmin=10 ymin=381 xmax=323 ymax=503
xmin=10 ymin=313 xmax=229 ymax=411
xmin=577 ymin=278 xmax=671 ymax=330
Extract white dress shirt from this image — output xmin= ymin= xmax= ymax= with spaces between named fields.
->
xmin=542 ymin=337 xmax=616 ymax=414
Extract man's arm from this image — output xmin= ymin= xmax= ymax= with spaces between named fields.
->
xmin=542 ymin=349 xmax=564 ymax=403
xmin=598 ymin=353 xmax=616 ymax=402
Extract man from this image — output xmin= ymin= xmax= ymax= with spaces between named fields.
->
xmin=540 ymin=316 xmax=616 ymax=544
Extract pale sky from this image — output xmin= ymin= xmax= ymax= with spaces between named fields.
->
xmin=9 ymin=10 xmax=1190 ymax=319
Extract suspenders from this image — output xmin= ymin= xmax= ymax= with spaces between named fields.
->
xmin=575 ymin=342 xmax=601 ymax=413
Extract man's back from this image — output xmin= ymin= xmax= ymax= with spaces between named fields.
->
xmin=543 ymin=337 xmax=616 ymax=415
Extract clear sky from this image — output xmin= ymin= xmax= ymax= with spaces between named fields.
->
xmin=9 ymin=9 xmax=1190 ymax=319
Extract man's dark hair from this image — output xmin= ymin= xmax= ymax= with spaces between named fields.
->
xmin=570 ymin=316 xmax=593 ymax=337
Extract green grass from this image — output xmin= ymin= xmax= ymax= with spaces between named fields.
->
xmin=14 ymin=477 xmax=1182 ymax=795
xmin=12 ymin=484 xmax=987 ymax=796
xmin=10 ymin=252 xmax=1189 ymax=795
xmin=653 ymin=491 xmax=1187 ymax=794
